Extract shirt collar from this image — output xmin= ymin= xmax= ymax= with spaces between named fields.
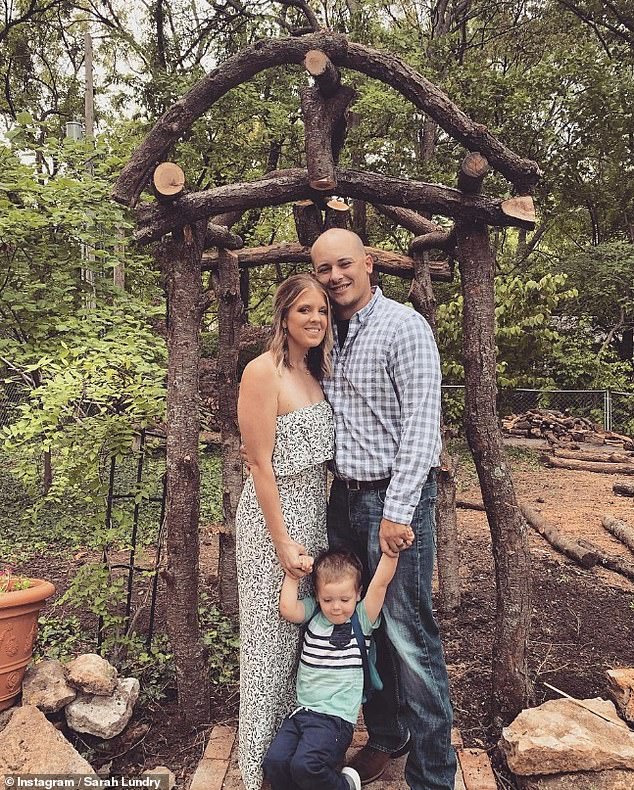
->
xmin=353 ymin=286 xmax=382 ymax=324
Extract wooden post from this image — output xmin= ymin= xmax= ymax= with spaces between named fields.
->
xmin=216 ymin=248 xmax=244 ymax=618
xmin=160 ymin=220 xmax=210 ymax=726
xmin=455 ymin=150 xmax=531 ymax=722
xmin=324 ymin=198 xmax=351 ymax=229
xmin=293 ymin=200 xmax=324 ymax=246
xmin=300 ymin=85 xmax=355 ymax=190
xmin=456 ymin=218 xmax=532 ymax=723
xmin=304 ymin=49 xmax=341 ymax=98
xmin=408 ymin=253 xmax=461 ymax=614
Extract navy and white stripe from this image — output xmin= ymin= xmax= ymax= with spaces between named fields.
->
xmin=300 ymin=625 xmax=370 ymax=671
xmin=322 ymin=287 xmax=441 ymax=525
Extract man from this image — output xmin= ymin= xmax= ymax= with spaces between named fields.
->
xmin=311 ymin=228 xmax=455 ymax=790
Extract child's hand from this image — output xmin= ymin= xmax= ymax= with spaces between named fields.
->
xmin=298 ymin=554 xmax=314 ymax=574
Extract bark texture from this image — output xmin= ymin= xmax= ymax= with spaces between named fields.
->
xmin=292 ymin=200 xmax=324 ymax=246
xmin=216 ymin=248 xmax=244 ymax=617
xmin=112 ymin=32 xmax=539 ymax=207
xmin=300 ymin=84 xmax=355 ymax=189
xmin=161 ymin=222 xmax=210 ymax=725
xmin=134 ymin=168 xmax=536 ymax=245
xmin=407 ymin=252 xmax=461 ymax=614
xmin=457 ymin=219 xmax=531 ymax=723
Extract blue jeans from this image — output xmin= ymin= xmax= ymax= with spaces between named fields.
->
xmin=263 ymin=708 xmax=354 ymax=790
xmin=328 ymin=472 xmax=456 ymax=790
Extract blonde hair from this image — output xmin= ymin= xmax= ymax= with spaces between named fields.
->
xmin=268 ymin=274 xmax=333 ymax=379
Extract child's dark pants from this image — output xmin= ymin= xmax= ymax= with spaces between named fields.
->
xmin=263 ymin=708 xmax=354 ymax=790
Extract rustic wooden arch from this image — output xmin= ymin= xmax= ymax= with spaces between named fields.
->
xmin=113 ymin=29 xmax=536 ymax=728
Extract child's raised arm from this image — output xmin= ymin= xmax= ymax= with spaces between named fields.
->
xmin=363 ymin=553 xmax=399 ymax=623
xmin=279 ymin=555 xmax=314 ymax=623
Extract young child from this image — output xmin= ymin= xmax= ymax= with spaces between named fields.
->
xmin=262 ymin=548 xmax=399 ymax=790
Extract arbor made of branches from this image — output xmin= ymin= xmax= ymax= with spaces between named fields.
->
xmin=113 ymin=27 xmax=538 ymax=728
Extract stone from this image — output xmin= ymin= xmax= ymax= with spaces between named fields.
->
xmin=500 ymin=698 xmax=634 ymax=775
xmin=607 ymin=668 xmax=634 ymax=724
xmin=517 ymin=768 xmax=634 ymax=790
xmin=22 ymin=659 xmax=77 ymax=712
xmin=142 ymin=766 xmax=176 ymax=790
xmin=66 ymin=653 xmax=118 ymax=696
xmin=0 ymin=705 xmax=95 ymax=778
xmin=65 ymin=677 xmax=140 ymax=739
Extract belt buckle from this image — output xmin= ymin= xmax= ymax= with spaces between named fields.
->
xmin=347 ymin=479 xmax=361 ymax=491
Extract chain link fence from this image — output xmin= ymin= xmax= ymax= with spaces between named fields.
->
xmin=442 ymin=386 xmax=634 ymax=436
xmin=2 ymin=380 xmax=633 ymax=437
xmin=0 ymin=381 xmax=28 ymax=430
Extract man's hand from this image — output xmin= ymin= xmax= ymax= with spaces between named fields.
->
xmin=275 ymin=539 xmax=311 ymax=579
xmin=379 ymin=518 xmax=414 ymax=558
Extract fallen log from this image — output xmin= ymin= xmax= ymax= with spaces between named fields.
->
xmin=577 ymin=539 xmax=634 ymax=582
xmin=456 ymin=499 xmax=486 ymax=511
xmin=552 ymin=448 xmax=634 ymax=464
xmin=613 ymin=483 xmax=634 ymax=497
xmin=602 ymin=515 xmax=634 ymax=554
xmin=520 ymin=504 xmax=599 ymax=569
xmin=543 ymin=455 xmax=634 ymax=476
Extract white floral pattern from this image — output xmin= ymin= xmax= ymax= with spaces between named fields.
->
xmin=235 ymin=400 xmax=334 ymax=790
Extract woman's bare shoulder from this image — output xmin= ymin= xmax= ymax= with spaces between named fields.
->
xmin=242 ymin=352 xmax=278 ymax=384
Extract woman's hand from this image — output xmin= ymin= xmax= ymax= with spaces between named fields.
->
xmin=275 ymin=539 xmax=311 ymax=579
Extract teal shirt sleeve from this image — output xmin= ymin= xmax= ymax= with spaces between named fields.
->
xmin=357 ymin=599 xmax=381 ymax=634
xmin=300 ymin=595 xmax=317 ymax=624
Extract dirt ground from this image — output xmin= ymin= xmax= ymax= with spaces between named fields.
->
xmin=12 ymin=441 xmax=634 ymax=788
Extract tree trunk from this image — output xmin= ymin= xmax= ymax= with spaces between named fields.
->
xmin=457 ymin=219 xmax=531 ymax=724
xmin=408 ymin=252 xmax=461 ymax=614
xmin=161 ymin=221 xmax=210 ymax=726
xmin=216 ymin=248 xmax=244 ymax=617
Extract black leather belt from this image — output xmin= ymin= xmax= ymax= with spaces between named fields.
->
xmin=336 ymin=476 xmax=391 ymax=492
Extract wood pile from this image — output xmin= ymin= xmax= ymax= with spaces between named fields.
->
xmin=502 ymin=409 xmax=634 ymax=450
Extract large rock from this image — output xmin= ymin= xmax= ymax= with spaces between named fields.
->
xmin=607 ymin=669 xmax=634 ymax=724
xmin=66 ymin=653 xmax=118 ymax=696
xmin=0 ymin=705 xmax=95 ymax=778
xmin=65 ymin=677 xmax=140 ymax=739
xmin=517 ymin=768 xmax=634 ymax=790
xmin=500 ymin=698 xmax=634 ymax=775
xmin=22 ymin=660 xmax=77 ymax=712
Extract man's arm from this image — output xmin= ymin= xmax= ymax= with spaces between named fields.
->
xmin=380 ymin=313 xmax=441 ymax=554
xmin=363 ymin=553 xmax=399 ymax=623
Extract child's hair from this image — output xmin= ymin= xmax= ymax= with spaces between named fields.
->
xmin=313 ymin=549 xmax=363 ymax=592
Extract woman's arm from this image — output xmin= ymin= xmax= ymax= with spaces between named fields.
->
xmin=238 ymin=356 xmax=306 ymax=578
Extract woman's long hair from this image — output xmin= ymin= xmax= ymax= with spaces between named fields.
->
xmin=268 ymin=273 xmax=333 ymax=379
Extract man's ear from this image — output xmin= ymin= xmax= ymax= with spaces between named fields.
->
xmin=364 ymin=253 xmax=374 ymax=274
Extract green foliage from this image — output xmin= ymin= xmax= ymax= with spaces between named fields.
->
xmin=34 ymin=613 xmax=88 ymax=662
xmin=200 ymin=592 xmax=240 ymax=686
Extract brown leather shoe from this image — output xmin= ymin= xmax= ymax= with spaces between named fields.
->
xmin=347 ymin=745 xmax=392 ymax=785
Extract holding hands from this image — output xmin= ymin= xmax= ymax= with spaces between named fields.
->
xmin=275 ymin=538 xmax=314 ymax=579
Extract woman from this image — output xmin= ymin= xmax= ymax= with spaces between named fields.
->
xmin=235 ymin=273 xmax=335 ymax=790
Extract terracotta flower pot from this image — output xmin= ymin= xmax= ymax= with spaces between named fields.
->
xmin=0 ymin=578 xmax=56 ymax=711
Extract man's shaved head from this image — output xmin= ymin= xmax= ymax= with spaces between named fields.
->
xmin=311 ymin=228 xmax=374 ymax=320
xmin=310 ymin=228 xmax=366 ymax=264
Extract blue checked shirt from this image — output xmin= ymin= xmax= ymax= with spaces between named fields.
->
xmin=322 ymin=288 xmax=442 ymax=526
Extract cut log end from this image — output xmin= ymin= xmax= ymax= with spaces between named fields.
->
xmin=153 ymin=162 xmax=185 ymax=199
xmin=501 ymin=195 xmax=536 ymax=225
xmin=310 ymin=176 xmax=337 ymax=191
xmin=304 ymin=49 xmax=331 ymax=76
xmin=326 ymin=198 xmax=350 ymax=212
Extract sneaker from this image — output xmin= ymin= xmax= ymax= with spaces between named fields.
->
xmin=342 ymin=766 xmax=362 ymax=790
